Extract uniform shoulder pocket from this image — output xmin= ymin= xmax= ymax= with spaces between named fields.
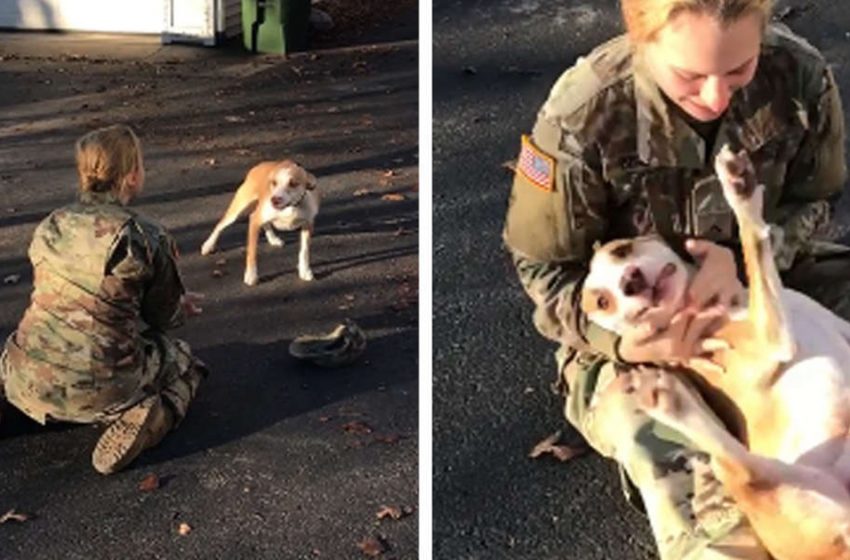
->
xmin=503 ymin=134 xmax=606 ymax=262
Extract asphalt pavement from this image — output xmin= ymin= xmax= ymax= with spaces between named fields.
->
xmin=0 ymin=16 xmax=418 ymax=560
xmin=433 ymin=1 xmax=850 ymax=559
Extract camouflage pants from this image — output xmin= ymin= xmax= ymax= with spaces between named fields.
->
xmin=0 ymin=330 xmax=206 ymax=427
xmin=560 ymin=254 xmax=850 ymax=560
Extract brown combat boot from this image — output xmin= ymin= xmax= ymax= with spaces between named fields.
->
xmin=91 ymin=395 xmax=174 ymax=475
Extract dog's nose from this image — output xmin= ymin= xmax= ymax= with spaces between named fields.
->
xmin=621 ymin=266 xmax=647 ymax=297
xmin=271 ymin=196 xmax=285 ymax=207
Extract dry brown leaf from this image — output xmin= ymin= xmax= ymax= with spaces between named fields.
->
xmin=381 ymin=193 xmax=405 ymax=202
xmin=529 ymin=431 xmax=588 ymax=462
xmin=138 ymin=473 xmax=160 ymax=492
xmin=382 ymin=169 xmax=396 ymax=178
xmin=376 ymin=505 xmax=401 ymax=520
xmin=178 ymin=522 xmax=192 ymax=535
xmin=342 ymin=420 xmax=373 ymax=435
xmin=353 ymin=188 xmax=371 ymax=197
xmin=502 ymin=159 xmax=517 ymax=173
xmin=376 ymin=505 xmax=413 ymax=521
xmin=357 ymin=536 xmax=387 ymax=557
xmin=0 ymin=509 xmax=30 ymax=524
xmin=372 ymin=433 xmax=404 ymax=445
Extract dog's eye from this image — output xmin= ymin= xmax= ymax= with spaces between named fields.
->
xmin=597 ymin=294 xmax=609 ymax=311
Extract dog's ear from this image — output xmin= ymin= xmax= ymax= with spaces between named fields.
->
xmin=305 ymin=171 xmax=318 ymax=191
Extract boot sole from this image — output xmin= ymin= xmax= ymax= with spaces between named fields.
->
xmin=91 ymin=397 xmax=159 ymax=475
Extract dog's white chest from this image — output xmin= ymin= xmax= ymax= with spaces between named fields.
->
xmin=260 ymin=200 xmax=309 ymax=231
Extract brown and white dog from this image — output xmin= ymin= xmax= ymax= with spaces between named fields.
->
xmin=201 ymin=160 xmax=319 ymax=286
xmin=580 ymin=145 xmax=850 ymax=560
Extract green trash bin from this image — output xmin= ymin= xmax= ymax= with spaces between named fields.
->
xmin=242 ymin=0 xmax=310 ymax=54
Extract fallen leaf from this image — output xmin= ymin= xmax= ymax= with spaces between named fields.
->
xmin=3 ymin=274 xmax=21 ymax=285
xmin=344 ymin=294 xmax=356 ymax=302
xmin=353 ymin=188 xmax=371 ymax=197
xmin=178 ymin=522 xmax=192 ymax=535
xmin=381 ymin=193 xmax=405 ymax=202
xmin=211 ymin=269 xmax=225 ymax=278
xmin=357 ymin=536 xmax=388 ymax=557
xmin=382 ymin=169 xmax=396 ymax=178
xmin=342 ymin=420 xmax=373 ymax=435
xmin=529 ymin=430 xmax=588 ymax=462
xmin=372 ymin=433 xmax=405 ymax=445
xmin=376 ymin=505 xmax=402 ymax=520
xmin=224 ymin=115 xmax=245 ymax=123
xmin=138 ymin=473 xmax=160 ymax=492
xmin=502 ymin=159 xmax=517 ymax=172
xmin=319 ymin=415 xmax=333 ymax=423
xmin=214 ymin=258 xmax=227 ymax=266
xmin=0 ymin=509 xmax=30 ymax=524
xmin=204 ymin=158 xmax=218 ymax=166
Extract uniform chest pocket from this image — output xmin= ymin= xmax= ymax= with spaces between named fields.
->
xmin=690 ymin=175 xmax=735 ymax=241
xmin=750 ymin=129 xmax=805 ymax=211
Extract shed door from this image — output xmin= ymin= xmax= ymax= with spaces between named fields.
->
xmin=163 ymin=0 xmax=216 ymax=45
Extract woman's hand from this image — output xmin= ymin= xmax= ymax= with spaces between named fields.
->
xmin=684 ymin=239 xmax=744 ymax=311
xmin=617 ymin=305 xmax=729 ymax=369
xmin=616 ymin=239 xmax=742 ymax=372
xmin=180 ymin=291 xmax=205 ymax=318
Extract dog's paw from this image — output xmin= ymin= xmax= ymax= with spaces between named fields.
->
xmin=200 ymin=239 xmax=216 ymax=256
xmin=714 ymin=145 xmax=764 ymax=221
xmin=244 ymin=268 xmax=259 ymax=286
xmin=265 ymin=230 xmax=284 ymax=247
xmin=299 ymin=267 xmax=314 ymax=282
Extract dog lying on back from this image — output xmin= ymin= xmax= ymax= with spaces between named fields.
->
xmin=580 ymin=145 xmax=850 ymax=560
xmin=201 ymin=160 xmax=319 ymax=286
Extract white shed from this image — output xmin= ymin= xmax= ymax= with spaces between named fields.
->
xmin=0 ymin=0 xmax=242 ymax=45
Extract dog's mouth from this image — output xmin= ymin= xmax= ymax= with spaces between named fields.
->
xmin=629 ymin=262 xmax=679 ymax=322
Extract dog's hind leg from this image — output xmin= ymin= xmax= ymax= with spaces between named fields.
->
xmin=715 ymin=146 xmax=795 ymax=376
xmin=298 ymin=225 xmax=314 ymax=281
xmin=625 ymin=366 xmax=850 ymax=560
xmin=201 ymin=182 xmax=258 ymax=256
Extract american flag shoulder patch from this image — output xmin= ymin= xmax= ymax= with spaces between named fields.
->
xmin=517 ymin=134 xmax=555 ymax=192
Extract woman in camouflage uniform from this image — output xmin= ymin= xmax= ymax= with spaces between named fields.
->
xmin=503 ymin=0 xmax=850 ymax=558
xmin=0 ymin=124 xmax=207 ymax=475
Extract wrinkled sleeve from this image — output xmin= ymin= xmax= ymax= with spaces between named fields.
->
xmin=140 ymin=230 xmax=186 ymax=330
xmin=503 ymin=110 xmax=618 ymax=360
xmin=773 ymin=65 xmax=848 ymax=270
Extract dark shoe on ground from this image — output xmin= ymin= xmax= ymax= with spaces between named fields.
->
xmin=91 ymin=395 xmax=174 ymax=475
xmin=289 ymin=320 xmax=367 ymax=367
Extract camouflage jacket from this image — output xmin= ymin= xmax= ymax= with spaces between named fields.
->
xmin=3 ymin=191 xmax=186 ymax=423
xmin=503 ymin=24 xmax=848 ymax=359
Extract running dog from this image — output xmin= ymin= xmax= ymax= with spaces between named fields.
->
xmin=201 ymin=160 xmax=319 ymax=286
xmin=579 ymin=145 xmax=850 ymax=560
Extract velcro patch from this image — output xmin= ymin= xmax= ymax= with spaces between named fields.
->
xmin=517 ymin=134 xmax=555 ymax=192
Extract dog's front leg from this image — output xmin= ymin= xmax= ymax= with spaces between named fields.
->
xmin=298 ymin=225 xmax=314 ymax=281
xmin=244 ymin=211 xmax=262 ymax=286
xmin=263 ymin=224 xmax=284 ymax=247
xmin=715 ymin=145 xmax=795 ymax=375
